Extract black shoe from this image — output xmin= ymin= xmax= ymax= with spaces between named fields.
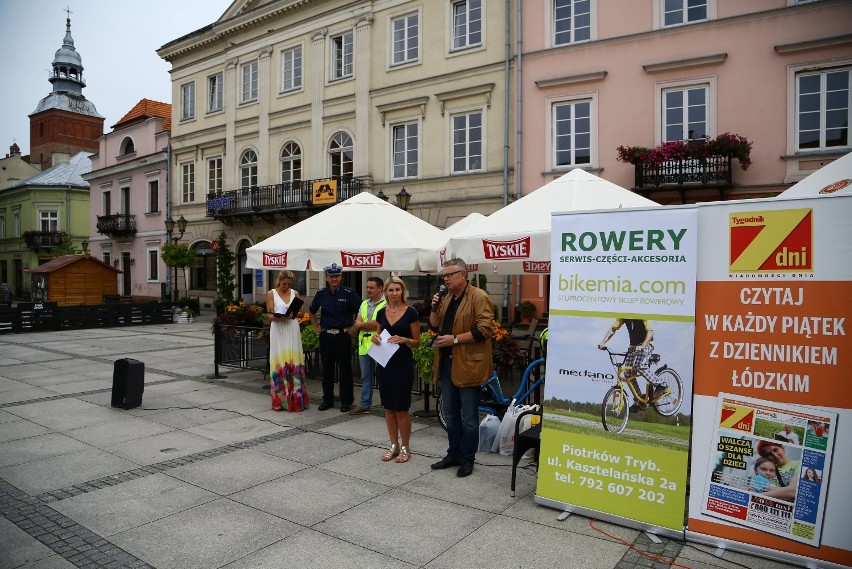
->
xmin=340 ymin=404 xmax=351 ymax=413
xmin=650 ymin=383 xmax=668 ymax=401
xmin=318 ymin=401 xmax=334 ymax=411
xmin=457 ymin=463 xmax=474 ymax=477
xmin=431 ymin=456 xmax=461 ymax=470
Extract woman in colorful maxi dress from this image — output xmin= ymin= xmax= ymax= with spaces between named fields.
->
xmin=266 ymin=270 xmax=308 ymax=411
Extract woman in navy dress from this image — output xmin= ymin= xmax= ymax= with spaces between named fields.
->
xmin=372 ymin=276 xmax=420 ymax=463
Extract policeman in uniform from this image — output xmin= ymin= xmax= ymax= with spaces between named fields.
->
xmin=309 ymin=263 xmax=362 ymax=411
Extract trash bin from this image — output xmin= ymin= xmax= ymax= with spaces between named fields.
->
xmin=111 ymin=358 xmax=144 ymax=409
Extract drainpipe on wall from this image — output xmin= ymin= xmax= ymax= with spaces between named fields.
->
xmin=514 ymin=0 xmax=524 ymax=322
xmin=502 ymin=0 xmax=513 ymax=324
xmin=165 ymin=144 xmax=172 ymax=301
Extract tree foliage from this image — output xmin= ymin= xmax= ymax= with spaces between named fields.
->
xmin=161 ymin=243 xmax=196 ymax=299
xmin=214 ymin=232 xmax=236 ymax=306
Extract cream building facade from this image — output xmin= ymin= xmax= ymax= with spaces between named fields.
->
xmin=158 ymin=0 xmax=514 ymax=306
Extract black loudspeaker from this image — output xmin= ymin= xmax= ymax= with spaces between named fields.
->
xmin=111 ymin=358 xmax=144 ymax=409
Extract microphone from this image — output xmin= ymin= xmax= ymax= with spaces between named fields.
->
xmin=438 ymin=284 xmax=448 ymax=298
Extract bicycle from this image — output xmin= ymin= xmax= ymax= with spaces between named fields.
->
xmin=598 ymin=347 xmax=683 ymax=434
xmin=435 ymin=356 xmax=546 ymax=431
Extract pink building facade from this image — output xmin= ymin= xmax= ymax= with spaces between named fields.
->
xmin=83 ymin=100 xmax=171 ymax=300
xmin=517 ymin=0 xmax=851 ymax=313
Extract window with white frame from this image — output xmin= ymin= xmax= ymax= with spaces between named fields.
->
xmin=452 ymin=0 xmax=482 ymax=51
xmin=181 ymin=81 xmax=195 ymax=120
xmin=663 ymin=0 xmax=707 ymax=27
xmin=208 ymin=72 xmax=223 ymax=112
xmin=241 ymin=61 xmax=258 ymax=103
xmin=553 ymin=99 xmax=592 ymax=167
xmin=554 ymin=0 xmax=591 ymax=46
xmin=148 ymin=249 xmax=159 ymax=281
xmin=40 ymin=210 xmax=58 ymax=231
xmin=181 ymin=162 xmax=195 ymax=203
xmin=662 ymin=85 xmax=708 ymax=141
xmin=796 ymin=67 xmax=850 ymax=151
xmin=103 ymin=190 xmax=111 ymax=215
xmin=280 ymin=142 xmax=302 ymax=184
xmin=13 ymin=212 xmax=20 ymax=237
xmin=208 ymin=157 xmax=223 ymax=194
xmin=148 ymin=180 xmax=159 ymax=213
xmin=451 ymin=111 xmax=483 ymax=173
xmin=331 ymin=31 xmax=353 ymax=80
xmin=240 ymin=150 xmax=258 ymax=188
xmin=281 ymin=46 xmax=302 ymax=92
xmin=392 ymin=12 xmax=419 ymax=66
xmin=0 ymin=213 xmax=5 ymax=239
xmin=328 ymin=132 xmax=353 ymax=178
xmin=392 ymin=122 xmax=419 ymax=179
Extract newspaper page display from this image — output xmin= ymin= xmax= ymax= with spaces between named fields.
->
xmin=537 ymin=206 xmax=697 ymax=532
xmin=702 ymin=393 xmax=836 ymax=546
xmin=688 ymin=195 xmax=851 ymax=567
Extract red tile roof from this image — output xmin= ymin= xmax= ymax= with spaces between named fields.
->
xmin=112 ymin=99 xmax=172 ymax=132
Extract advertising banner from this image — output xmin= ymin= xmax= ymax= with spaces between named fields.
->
xmin=537 ymin=206 xmax=697 ymax=532
xmin=688 ymin=195 xmax=852 ymax=567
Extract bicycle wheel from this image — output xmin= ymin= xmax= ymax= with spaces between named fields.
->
xmin=652 ymin=368 xmax=683 ymax=417
xmin=435 ymin=389 xmax=448 ymax=431
xmin=601 ymin=386 xmax=629 ymax=434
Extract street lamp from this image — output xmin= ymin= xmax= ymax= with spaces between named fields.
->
xmin=395 ymin=187 xmax=411 ymax=211
xmin=376 ymin=190 xmax=389 ymax=202
xmin=164 ymin=215 xmax=188 ymax=301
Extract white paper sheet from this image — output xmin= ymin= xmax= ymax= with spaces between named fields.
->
xmin=367 ymin=329 xmax=399 ymax=367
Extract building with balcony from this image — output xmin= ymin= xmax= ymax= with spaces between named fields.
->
xmin=0 ymin=152 xmax=92 ymax=298
xmin=515 ymin=0 xmax=852 ymax=314
xmin=157 ymin=0 xmax=514 ymax=307
xmin=83 ymin=99 xmax=172 ymax=299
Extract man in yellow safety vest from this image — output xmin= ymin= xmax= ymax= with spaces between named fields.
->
xmin=349 ymin=277 xmax=386 ymax=414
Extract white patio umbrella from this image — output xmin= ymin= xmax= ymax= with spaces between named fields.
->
xmin=438 ymin=212 xmax=486 ymax=267
xmin=245 ymin=191 xmax=446 ymax=272
xmin=446 ymin=169 xmax=659 ymax=274
xmin=778 ymin=151 xmax=852 ymax=197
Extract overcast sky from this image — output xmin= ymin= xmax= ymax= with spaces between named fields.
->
xmin=0 ymin=0 xmax=232 ymax=157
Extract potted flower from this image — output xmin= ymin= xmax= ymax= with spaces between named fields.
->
xmin=616 ymin=133 xmax=753 ymax=170
xmin=412 ymin=330 xmax=437 ymax=383
xmin=516 ymin=300 xmax=536 ymax=322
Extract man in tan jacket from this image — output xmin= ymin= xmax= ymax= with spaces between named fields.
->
xmin=428 ymin=258 xmax=494 ymax=477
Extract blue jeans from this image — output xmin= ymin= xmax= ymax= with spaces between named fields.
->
xmin=358 ymin=354 xmax=375 ymax=410
xmin=439 ymin=355 xmax=480 ymax=464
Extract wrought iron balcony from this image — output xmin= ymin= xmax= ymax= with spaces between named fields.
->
xmin=96 ymin=214 xmax=137 ymax=239
xmin=634 ymin=156 xmax=732 ymax=199
xmin=23 ymin=230 xmax=65 ymax=251
xmin=205 ymin=177 xmax=363 ymax=224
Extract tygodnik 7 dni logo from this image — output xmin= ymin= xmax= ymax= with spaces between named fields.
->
xmin=729 ymin=209 xmax=813 ymax=273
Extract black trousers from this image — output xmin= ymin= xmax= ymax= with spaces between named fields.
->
xmin=320 ymin=331 xmax=354 ymax=406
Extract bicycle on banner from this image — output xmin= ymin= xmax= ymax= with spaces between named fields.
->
xmin=598 ymin=347 xmax=683 ymax=434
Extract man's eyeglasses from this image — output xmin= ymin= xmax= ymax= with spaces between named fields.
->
xmin=442 ymin=270 xmax=463 ymax=279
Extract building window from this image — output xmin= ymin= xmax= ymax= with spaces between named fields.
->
xmin=208 ymin=72 xmax=223 ymax=112
xmin=392 ymin=122 xmax=419 ymax=179
xmin=554 ymin=0 xmax=591 ymax=45
xmin=553 ymin=99 xmax=592 ymax=167
xmin=451 ymin=111 xmax=483 ymax=173
xmin=280 ymin=142 xmax=302 ymax=184
xmin=0 ymin=214 xmax=5 ymax=239
xmin=797 ymin=67 xmax=850 ymax=151
xmin=331 ymin=31 xmax=354 ymax=80
xmin=191 ymin=242 xmax=216 ymax=291
xmin=13 ymin=212 xmax=20 ymax=237
xmin=452 ymin=0 xmax=482 ymax=51
xmin=181 ymin=81 xmax=195 ymax=120
xmin=148 ymin=249 xmax=159 ymax=281
xmin=181 ymin=162 xmax=195 ymax=203
xmin=121 ymin=186 xmax=130 ymax=215
xmin=208 ymin=157 xmax=223 ymax=194
xmin=120 ymin=137 xmax=135 ymax=155
xmin=663 ymin=0 xmax=707 ymax=27
xmin=148 ymin=180 xmax=159 ymax=213
xmin=240 ymin=150 xmax=258 ymax=189
xmin=328 ymin=132 xmax=354 ymax=178
xmin=281 ymin=46 xmax=302 ymax=92
xmin=40 ymin=210 xmax=59 ymax=232
xmin=241 ymin=61 xmax=258 ymax=103
xmin=103 ymin=191 xmax=111 ymax=215
xmin=662 ymin=85 xmax=708 ymax=141
xmin=103 ymin=252 xmax=110 ymax=268
xmin=392 ymin=13 xmax=419 ymax=66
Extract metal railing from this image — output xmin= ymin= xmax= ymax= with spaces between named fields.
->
xmin=206 ymin=177 xmax=363 ymax=219
xmin=634 ymin=155 xmax=732 ymax=189
xmin=96 ymin=214 xmax=137 ymax=238
xmin=0 ymin=302 xmax=174 ymax=334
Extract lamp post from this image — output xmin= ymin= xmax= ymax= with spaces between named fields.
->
xmin=376 ymin=190 xmax=389 ymax=202
xmin=395 ymin=187 xmax=411 ymax=211
xmin=164 ymin=215 xmax=188 ymax=301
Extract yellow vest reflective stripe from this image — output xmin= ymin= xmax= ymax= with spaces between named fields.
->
xmin=358 ymin=298 xmax=386 ymax=355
